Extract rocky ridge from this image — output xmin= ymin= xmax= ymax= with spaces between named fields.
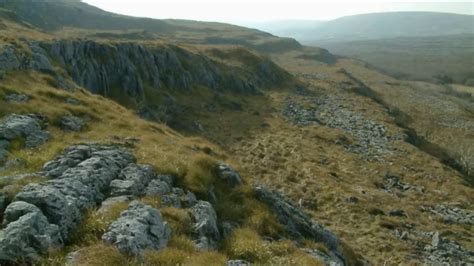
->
xmin=0 ymin=40 xmax=290 ymax=98
xmin=283 ymin=94 xmax=403 ymax=159
xmin=0 ymin=143 xmax=359 ymax=265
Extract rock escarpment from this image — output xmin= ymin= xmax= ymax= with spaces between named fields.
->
xmin=0 ymin=41 xmax=291 ymax=98
xmin=0 ymin=144 xmax=137 ymax=261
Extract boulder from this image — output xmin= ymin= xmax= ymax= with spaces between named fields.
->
xmin=0 ymin=45 xmax=20 ymax=71
xmin=145 ymin=179 xmax=172 ymax=196
xmin=109 ymin=164 xmax=155 ymax=197
xmin=102 ymin=201 xmax=171 ymax=256
xmin=0 ymin=201 xmax=62 ymax=262
xmin=217 ymin=163 xmax=242 ymax=187
xmin=59 ymin=116 xmax=87 ymax=132
xmin=3 ymin=201 xmax=42 ymax=225
xmin=4 ymin=93 xmax=30 ymax=103
xmin=0 ymin=114 xmax=51 ymax=148
xmin=14 ymin=144 xmax=136 ymax=240
xmin=191 ymin=200 xmax=220 ymax=251
xmin=254 ymin=186 xmax=346 ymax=265
xmin=14 ymin=184 xmax=81 ymax=239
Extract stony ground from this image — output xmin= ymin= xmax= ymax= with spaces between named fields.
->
xmin=226 ymin=52 xmax=474 ymax=264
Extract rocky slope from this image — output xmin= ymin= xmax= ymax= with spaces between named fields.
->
xmin=0 ymin=3 xmax=472 ymax=266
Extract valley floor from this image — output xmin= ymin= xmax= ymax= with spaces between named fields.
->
xmin=195 ymin=51 xmax=474 ymax=264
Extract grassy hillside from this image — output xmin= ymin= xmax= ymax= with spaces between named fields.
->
xmin=0 ymin=0 xmax=302 ymax=53
xmin=0 ymin=3 xmax=472 ymax=266
xmin=315 ymin=34 xmax=474 ymax=84
xmin=302 ymin=12 xmax=474 ymax=42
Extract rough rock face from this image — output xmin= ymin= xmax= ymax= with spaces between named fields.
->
xmin=423 ymin=232 xmax=474 ymax=264
xmin=4 ymin=93 xmax=30 ymax=103
xmin=1 ymin=40 xmax=290 ymax=99
xmin=145 ymin=175 xmax=173 ymax=196
xmin=102 ymin=201 xmax=171 ymax=257
xmin=254 ymin=186 xmax=346 ymax=265
xmin=0 ymin=43 xmax=53 ymax=73
xmin=0 ymin=114 xmax=51 ymax=149
xmin=45 ymin=40 xmax=286 ymax=96
xmin=217 ymin=163 xmax=242 ymax=187
xmin=378 ymin=174 xmax=425 ymax=193
xmin=0 ymin=144 xmax=138 ymax=263
xmin=0 ymin=201 xmax=62 ymax=262
xmin=59 ymin=116 xmax=87 ymax=132
xmin=191 ymin=200 xmax=220 ymax=251
xmin=421 ymin=204 xmax=474 ymax=225
xmin=109 ymin=164 xmax=155 ymax=197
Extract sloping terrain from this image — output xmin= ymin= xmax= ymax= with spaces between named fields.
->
xmin=299 ymin=12 xmax=474 ymax=43
xmin=250 ymin=12 xmax=474 ymax=84
xmin=0 ymin=3 xmax=472 ymax=266
xmin=315 ymin=34 xmax=474 ymax=84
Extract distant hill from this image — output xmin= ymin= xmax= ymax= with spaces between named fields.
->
xmin=251 ymin=12 xmax=473 ymax=43
xmin=236 ymin=20 xmax=324 ymax=40
xmin=318 ymin=34 xmax=474 ymax=84
xmin=250 ymin=12 xmax=474 ymax=84
xmin=0 ymin=0 xmax=305 ymax=53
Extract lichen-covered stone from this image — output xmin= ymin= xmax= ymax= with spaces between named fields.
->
xmin=102 ymin=201 xmax=171 ymax=256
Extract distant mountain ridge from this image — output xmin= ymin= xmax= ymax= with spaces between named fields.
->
xmin=248 ymin=12 xmax=474 ymax=43
xmin=309 ymin=12 xmax=474 ymax=42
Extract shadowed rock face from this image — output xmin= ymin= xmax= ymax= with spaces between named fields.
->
xmin=0 ymin=40 xmax=290 ymax=99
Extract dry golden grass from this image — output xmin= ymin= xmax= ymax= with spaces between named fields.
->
xmin=213 ymin=51 xmax=474 ymax=264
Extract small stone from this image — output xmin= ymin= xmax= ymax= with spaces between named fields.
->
xmin=145 ymin=179 xmax=171 ymax=196
xmin=4 ymin=93 xmax=29 ymax=103
xmin=59 ymin=116 xmax=87 ymax=132
xmin=389 ymin=209 xmax=406 ymax=217
xmin=346 ymin=196 xmax=359 ymax=203
xmin=65 ymin=98 xmax=81 ymax=105
xmin=368 ymin=208 xmax=385 ymax=216
xmin=432 ymin=231 xmax=441 ymax=248
xmin=191 ymin=201 xmax=220 ymax=251
xmin=227 ymin=260 xmax=251 ymax=266
xmin=217 ymin=163 xmax=243 ymax=187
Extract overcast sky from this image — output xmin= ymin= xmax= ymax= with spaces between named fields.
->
xmin=82 ymin=0 xmax=473 ymax=22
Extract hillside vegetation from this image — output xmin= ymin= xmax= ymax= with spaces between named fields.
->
xmin=0 ymin=2 xmax=472 ymax=266
xmin=316 ymin=34 xmax=474 ymax=84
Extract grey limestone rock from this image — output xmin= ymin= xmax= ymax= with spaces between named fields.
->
xmin=217 ymin=163 xmax=243 ymax=187
xmin=109 ymin=164 xmax=155 ymax=197
xmin=59 ymin=116 xmax=87 ymax=132
xmin=191 ymin=200 xmax=220 ymax=251
xmin=0 ymin=201 xmax=62 ymax=262
xmin=0 ymin=114 xmax=51 ymax=149
xmin=4 ymin=93 xmax=30 ymax=103
xmin=254 ymin=186 xmax=347 ymax=265
xmin=102 ymin=201 xmax=171 ymax=256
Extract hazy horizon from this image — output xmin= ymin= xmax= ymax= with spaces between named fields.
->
xmin=81 ymin=0 xmax=473 ymax=23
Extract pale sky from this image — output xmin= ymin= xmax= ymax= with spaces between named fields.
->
xmin=82 ymin=0 xmax=473 ymax=22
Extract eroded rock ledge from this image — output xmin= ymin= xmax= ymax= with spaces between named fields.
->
xmin=0 ymin=143 xmax=365 ymax=265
